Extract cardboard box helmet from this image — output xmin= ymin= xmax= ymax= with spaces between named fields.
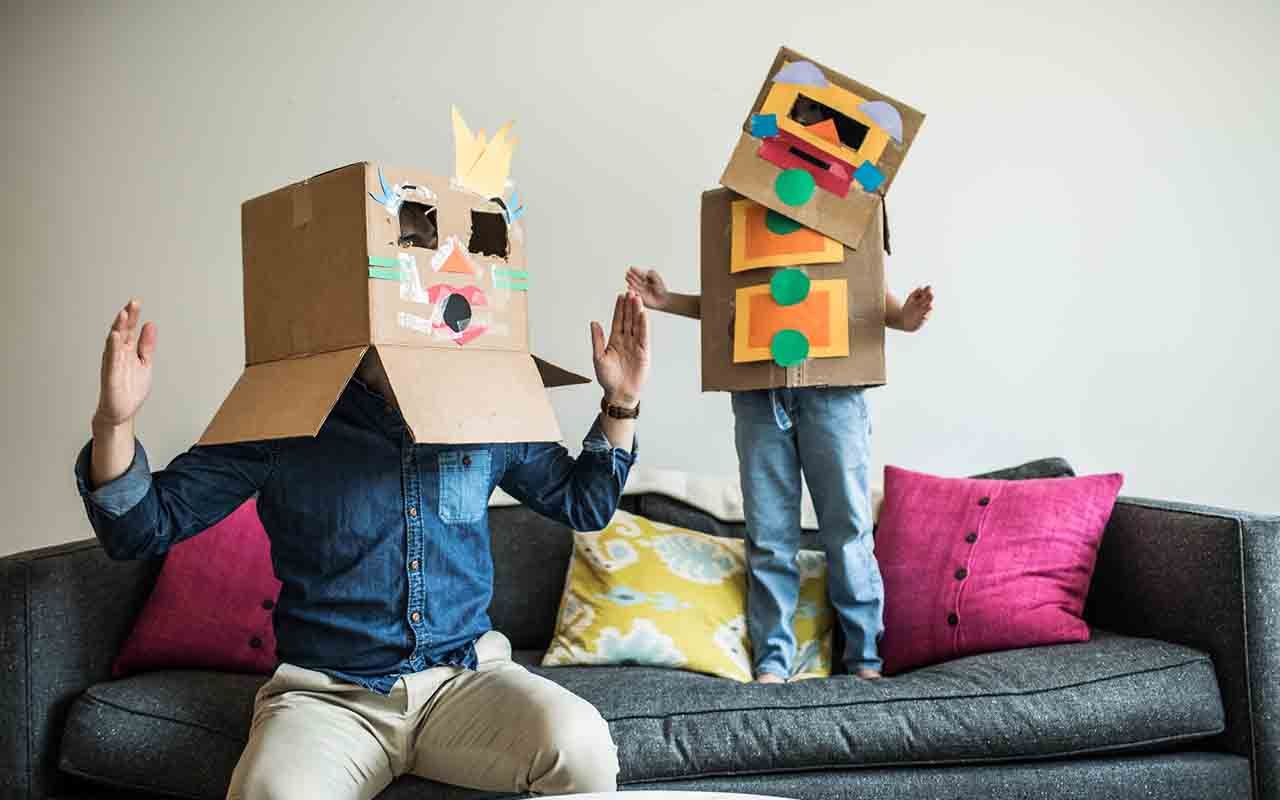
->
xmin=703 ymin=47 xmax=924 ymax=393
xmin=201 ymin=107 xmax=589 ymax=446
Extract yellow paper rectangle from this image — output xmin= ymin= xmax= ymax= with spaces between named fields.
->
xmin=733 ymin=278 xmax=849 ymax=363
xmin=730 ymin=199 xmax=843 ymax=272
xmin=759 ymin=78 xmax=890 ymax=169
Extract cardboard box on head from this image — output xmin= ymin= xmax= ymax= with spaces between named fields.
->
xmin=200 ymin=108 xmax=589 ymax=447
xmin=702 ymin=47 xmax=924 ymax=393
xmin=719 ymin=46 xmax=925 ymax=250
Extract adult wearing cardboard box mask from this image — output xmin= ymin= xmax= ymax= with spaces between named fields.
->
xmin=75 ymin=114 xmax=649 ymax=799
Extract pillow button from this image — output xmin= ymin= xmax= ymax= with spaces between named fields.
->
xmin=977 ymin=497 xmax=991 ymax=507
xmin=965 ymin=532 xmax=978 ymax=544
xmin=955 ymin=568 xmax=968 ymax=580
xmin=249 ymin=637 xmax=263 ymax=649
xmin=947 ymin=613 xmax=959 ymax=626
xmin=261 ymin=599 xmax=274 ymax=610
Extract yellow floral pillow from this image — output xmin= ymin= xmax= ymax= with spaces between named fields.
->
xmin=542 ymin=511 xmax=834 ymax=682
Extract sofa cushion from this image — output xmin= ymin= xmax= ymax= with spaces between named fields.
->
xmin=60 ymin=632 xmax=1223 ymax=797
xmin=877 ymin=466 xmax=1124 ymax=674
xmin=113 ymin=499 xmax=280 ymax=678
xmin=542 ymin=511 xmax=835 ymax=681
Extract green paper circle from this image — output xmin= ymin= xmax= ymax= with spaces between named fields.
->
xmin=774 ymin=168 xmax=816 ymax=206
xmin=771 ymin=329 xmax=810 ymax=367
xmin=765 ymin=209 xmax=803 ymax=235
xmin=770 ymin=268 xmax=810 ymax=306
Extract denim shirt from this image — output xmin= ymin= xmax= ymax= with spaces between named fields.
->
xmin=75 ymin=379 xmax=636 ymax=694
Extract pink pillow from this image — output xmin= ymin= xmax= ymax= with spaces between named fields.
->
xmin=113 ymin=498 xmax=280 ymax=678
xmin=876 ymin=466 xmax=1123 ymax=675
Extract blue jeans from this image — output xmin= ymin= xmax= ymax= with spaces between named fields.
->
xmin=732 ymin=386 xmax=883 ymax=675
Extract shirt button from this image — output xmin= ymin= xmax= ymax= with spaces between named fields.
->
xmin=978 ymin=496 xmax=991 ymax=506
xmin=408 ymin=506 xmax=418 ymax=517
xmin=462 ymin=455 xmax=472 ymax=467
xmin=249 ymin=636 xmax=263 ymax=649
xmin=955 ymin=568 xmax=968 ymax=580
xmin=411 ymin=611 xmax=422 ymax=623
xmin=965 ymin=532 xmax=978 ymax=544
xmin=261 ymin=599 xmax=275 ymax=610
xmin=947 ymin=613 xmax=959 ymax=626
xmin=409 ymin=559 xmax=420 ymax=571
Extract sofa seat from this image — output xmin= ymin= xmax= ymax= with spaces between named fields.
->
xmin=59 ymin=632 xmax=1224 ymax=799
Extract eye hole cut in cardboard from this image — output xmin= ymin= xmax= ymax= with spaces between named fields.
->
xmin=788 ymin=94 xmax=869 ymax=151
xmin=397 ymin=201 xmax=438 ymax=249
xmin=468 ymin=209 xmax=509 ymax=258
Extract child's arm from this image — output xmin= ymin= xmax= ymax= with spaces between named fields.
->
xmin=885 ymin=285 xmax=934 ymax=332
xmin=626 ymin=267 xmax=701 ymax=320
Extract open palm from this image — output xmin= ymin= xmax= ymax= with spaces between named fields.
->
xmin=591 ymin=292 xmax=649 ymax=406
xmin=96 ymin=300 xmax=157 ymax=426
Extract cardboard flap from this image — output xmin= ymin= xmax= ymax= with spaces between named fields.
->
xmin=532 ymin=355 xmax=591 ymax=387
xmin=376 ymin=346 xmax=566 ymax=444
xmin=199 ymin=347 xmax=368 ymax=445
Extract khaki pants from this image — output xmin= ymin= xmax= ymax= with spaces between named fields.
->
xmin=227 ymin=632 xmax=618 ymax=799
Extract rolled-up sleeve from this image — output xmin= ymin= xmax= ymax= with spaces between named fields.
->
xmin=73 ymin=438 xmax=275 ymax=560
xmin=499 ymin=418 xmax=637 ymax=531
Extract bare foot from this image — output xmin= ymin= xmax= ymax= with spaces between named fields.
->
xmin=755 ymin=673 xmax=786 ymax=684
xmin=856 ymin=668 xmax=882 ymax=680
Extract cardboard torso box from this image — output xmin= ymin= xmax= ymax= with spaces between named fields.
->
xmin=700 ymin=187 xmax=885 ymax=393
xmin=202 ymin=161 xmax=586 ymax=446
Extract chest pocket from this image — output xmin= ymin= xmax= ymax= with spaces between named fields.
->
xmin=437 ymin=450 xmax=492 ymax=524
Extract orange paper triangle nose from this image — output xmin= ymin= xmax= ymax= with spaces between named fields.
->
xmin=439 ymin=247 xmax=473 ymax=274
xmin=806 ymin=118 xmax=840 ymax=145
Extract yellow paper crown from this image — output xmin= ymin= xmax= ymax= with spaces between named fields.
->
xmin=452 ymin=105 xmax=517 ymax=199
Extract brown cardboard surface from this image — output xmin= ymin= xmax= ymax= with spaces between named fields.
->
xmin=719 ymin=46 xmax=925 ymax=249
xmin=242 ymin=163 xmax=371 ymax=365
xmin=365 ymin=166 xmax=530 ymax=352
xmin=199 ymin=347 xmax=367 ymax=445
xmin=376 ymin=345 xmax=566 ymax=443
xmin=700 ymin=188 xmax=885 ymax=393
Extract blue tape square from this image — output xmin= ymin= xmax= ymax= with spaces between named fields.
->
xmin=750 ymin=113 xmax=779 ymax=138
xmin=854 ymin=161 xmax=886 ymax=192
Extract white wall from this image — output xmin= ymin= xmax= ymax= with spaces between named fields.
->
xmin=3 ymin=1 xmax=1277 ymax=555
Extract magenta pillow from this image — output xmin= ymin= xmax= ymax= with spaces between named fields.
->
xmin=113 ymin=498 xmax=280 ymax=677
xmin=876 ymin=466 xmax=1123 ymax=675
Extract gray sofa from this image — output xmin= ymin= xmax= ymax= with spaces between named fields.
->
xmin=3 ymin=458 xmax=1277 ymax=800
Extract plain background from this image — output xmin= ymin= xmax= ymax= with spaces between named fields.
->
xmin=2 ymin=1 xmax=1277 ymax=556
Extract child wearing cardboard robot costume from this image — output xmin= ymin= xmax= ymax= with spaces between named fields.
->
xmin=631 ymin=48 xmax=931 ymax=681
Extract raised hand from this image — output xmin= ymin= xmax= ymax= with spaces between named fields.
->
xmin=625 ymin=267 xmax=670 ymax=311
xmin=898 ymin=285 xmax=934 ymax=333
xmin=95 ymin=299 xmax=158 ymax=428
xmin=590 ymin=291 xmax=649 ymax=408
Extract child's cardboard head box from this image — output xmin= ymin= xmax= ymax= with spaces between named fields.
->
xmin=703 ymin=47 xmax=924 ymax=392
xmin=200 ymin=108 xmax=587 ymax=446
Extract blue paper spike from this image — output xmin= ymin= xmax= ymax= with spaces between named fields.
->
xmin=369 ymin=166 xmax=395 ymax=206
xmin=504 ymin=190 xmax=526 ymax=224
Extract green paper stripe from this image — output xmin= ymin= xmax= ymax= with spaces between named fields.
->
xmin=368 ymin=266 xmax=401 ymax=280
xmin=368 ymin=255 xmax=399 ymax=268
xmin=493 ymin=268 xmax=529 ymax=279
xmin=495 ymin=279 xmax=529 ymax=291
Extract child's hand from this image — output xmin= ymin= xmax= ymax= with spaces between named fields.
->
xmin=626 ymin=267 xmax=670 ymax=311
xmin=899 ymin=286 xmax=934 ymax=332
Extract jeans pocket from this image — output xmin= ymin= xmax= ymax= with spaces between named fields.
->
xmin=438 ymin=450 xmax=492 ymax=524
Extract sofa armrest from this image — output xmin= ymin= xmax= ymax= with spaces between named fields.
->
xmin=1 ymin=539 xmax=160 ymax=800
xmin=1085 ymin=496 xmax=1280 ymax=799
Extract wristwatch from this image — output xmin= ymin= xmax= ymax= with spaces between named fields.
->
xmin=601 ymin=397 xmax=641 ymax=420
